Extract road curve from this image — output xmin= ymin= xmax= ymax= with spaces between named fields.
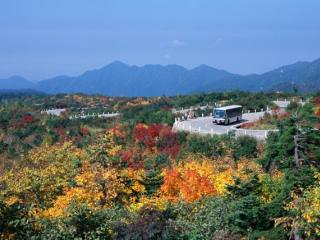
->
xmin=173 ymin=112 xmax=277 ymax=140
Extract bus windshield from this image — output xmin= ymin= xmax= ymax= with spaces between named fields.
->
xmin=214 ymin=109 xmax=225 ymax=118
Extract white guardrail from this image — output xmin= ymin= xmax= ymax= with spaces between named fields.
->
xmin=229 ymin=125 xmax=278 ymax=139
xmin=173 ymin=120 xmax=278 ymax=140
xmin=69 ymin=112 xmax=119 ymax=119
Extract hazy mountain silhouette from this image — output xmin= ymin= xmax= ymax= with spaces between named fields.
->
xmin=1 ymin=58 xmax=320 ymax=96
xmin=0 ymin=76 xmax=35 ymax=90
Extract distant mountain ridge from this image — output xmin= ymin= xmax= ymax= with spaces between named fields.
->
xmin=0 ymin=76 xmax=35 ymax=90
xmin=1 ymin=58 xmax=320 ymax=96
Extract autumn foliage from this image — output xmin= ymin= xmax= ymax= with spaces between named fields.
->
xmin=133 ymin=123 xmax=180 ymax=157
xmin=1 ymin=93 xmax=319 ymax=239
xmin=160 ymin=167 xmax=216 ymax=202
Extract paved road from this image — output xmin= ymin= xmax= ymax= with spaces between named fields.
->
xmin=273 ymin=100 xmax=306 ymax=109
xmin=172 ymin=100 xmax=308 ymax=140
xmin=173 ymin=111 xmax=277 ymax=140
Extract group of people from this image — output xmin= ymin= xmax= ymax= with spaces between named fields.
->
xmin=182 ymin=110 xmax=196 ymax=120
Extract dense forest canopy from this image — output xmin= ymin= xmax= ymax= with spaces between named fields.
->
xmin=0 ymin=91 xmax=319 ymax=239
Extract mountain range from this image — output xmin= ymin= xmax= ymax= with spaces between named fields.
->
xmin=1 ymin=58 xmax=320 ymax=96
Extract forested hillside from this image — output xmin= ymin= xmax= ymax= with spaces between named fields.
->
xmin=0 ymin=91 xmax=319 ymax=239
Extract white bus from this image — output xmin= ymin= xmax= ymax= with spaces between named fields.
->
xmin=212 ymin=105 xmax=243 ymax=125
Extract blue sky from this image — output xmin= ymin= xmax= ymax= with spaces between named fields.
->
xmin=1 ymin=0 xmax=320 ymax=80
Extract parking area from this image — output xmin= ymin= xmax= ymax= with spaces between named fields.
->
xmin=172 ymin=112 xmax=277 ymax=139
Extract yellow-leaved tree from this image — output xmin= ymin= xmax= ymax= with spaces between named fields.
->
xmin=43 ymin=163 xmax=147 ymax=218
xmin=276 ymin=172 xmax=320 ymax=239
xmin=0 ymin=142 xmax=85 ymax=210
